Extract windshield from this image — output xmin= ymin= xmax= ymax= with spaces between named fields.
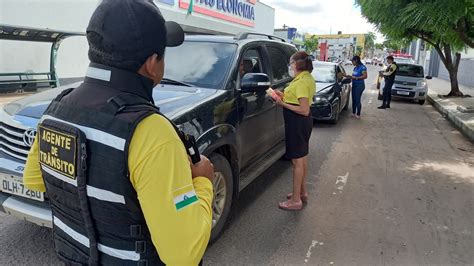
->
xmin=397 ymin=64 xmax=424 ymax=78
xmin=164 ymin=42 xmax=237 ymax=89
xmin=312 ymin=64 xmax=336 ymax=83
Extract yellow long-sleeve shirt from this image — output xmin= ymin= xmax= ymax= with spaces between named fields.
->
xmin=24 ymin=114 xmax=213 ymax=265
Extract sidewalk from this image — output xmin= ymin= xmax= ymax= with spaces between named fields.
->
xmin=427 ymin=78 xmax=474 ymax=142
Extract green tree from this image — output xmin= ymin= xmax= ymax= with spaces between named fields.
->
xmin=375 ymin=43 xmax=384 ymax=50
xmin=356 ymin=45 xmax=363 ymax=56
xmin=356 ymin=0 xmax=473 ymax=96
xmin=304 ymin=35 xmax=319 ymax=55
xmin=364 ymin=32 xmax=376 ymax=57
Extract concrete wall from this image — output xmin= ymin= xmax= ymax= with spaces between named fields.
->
xmin=438 ymin=58 xmax=474 ymax=87
xmin=1 ymin=0 xmax=274 ymax=79
xmin=0 ymin=0 xmax=97 ymax=78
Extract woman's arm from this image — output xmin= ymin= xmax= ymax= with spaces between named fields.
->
xmin=276 ymin=97 xmax=311 ymax=116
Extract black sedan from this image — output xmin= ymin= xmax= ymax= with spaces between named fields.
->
xmin=310 ymin=61 xmax=352 ymax=124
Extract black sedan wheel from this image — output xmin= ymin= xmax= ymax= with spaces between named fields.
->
xmin=330 ymin=102 xmax=340 ymax=124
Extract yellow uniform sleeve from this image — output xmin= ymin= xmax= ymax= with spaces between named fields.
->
xmin=383 ymin=64 xmax=397 ymax=76
xmin=129 ymin=114 xmax=213 ymax=266
xmin=24 ymin=135 xmax=46 ymax=192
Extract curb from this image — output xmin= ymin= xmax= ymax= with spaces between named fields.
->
xmin=427 ymin=94 xmax=474 ymax=142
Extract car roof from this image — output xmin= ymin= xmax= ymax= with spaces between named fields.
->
xmin=184 ymin=34 xmax=295 ymax=48
xmin=397 ymin=62 xmax=424 ymax=67
xmin=313 ymin=60 xmax=338 ymax=66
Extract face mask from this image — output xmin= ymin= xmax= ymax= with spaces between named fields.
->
xmin=288 ymin=66 xmax=295 ymax=78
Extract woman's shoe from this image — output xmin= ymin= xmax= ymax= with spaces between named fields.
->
xmin=286 ymin=193 xmax=308 ymax=203
xmin=355 ymin=115 xmax=361 ymax=119
xmin=279 ymin=200 xmax=303 ymax=211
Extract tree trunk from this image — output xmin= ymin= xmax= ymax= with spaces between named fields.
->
xmin=433 ymin=43 xmax=464 ymax=97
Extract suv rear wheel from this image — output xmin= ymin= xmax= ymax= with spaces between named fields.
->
xmin=210 ymin=153 xmax=233 ymax=242
xmin=418 ymin=99 xmax=425 ymax=105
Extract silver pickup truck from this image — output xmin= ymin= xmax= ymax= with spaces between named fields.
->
xmin=1 ymin=24 xmax=84 ymax=227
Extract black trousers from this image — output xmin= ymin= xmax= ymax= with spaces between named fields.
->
xmin=382 ymin=80 xmax=394 ymax=106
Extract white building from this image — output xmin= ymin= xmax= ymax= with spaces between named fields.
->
xmin=0 ymin=0 xmax=275 ymax=80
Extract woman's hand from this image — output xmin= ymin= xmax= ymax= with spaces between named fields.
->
xmin=275 ymin=96 xmax=284 ymax=106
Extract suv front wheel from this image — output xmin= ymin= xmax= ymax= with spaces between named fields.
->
xmin=209 ymin=153 xmax=233 ymax=242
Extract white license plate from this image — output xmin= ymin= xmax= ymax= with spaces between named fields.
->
xmin=0 ymin=174 xmax=44 ymax=202
xmin=397 ymin=90 xmax=410 ymax=95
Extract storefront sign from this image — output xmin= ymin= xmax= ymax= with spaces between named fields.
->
xmin=179 ymin=0 xmax=256 ymax=27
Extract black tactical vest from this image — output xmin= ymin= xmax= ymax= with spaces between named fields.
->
xmin=384 ymin=62 xmax=398 ymax=82
xmin=37 ymin=64 xmax=181 ymax=265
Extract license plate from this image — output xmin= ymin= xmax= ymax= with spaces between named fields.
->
xmin=0 ymin=174 xmax=44 ymax=202
xmin=397 ymin=90 xmax=410 ymax=95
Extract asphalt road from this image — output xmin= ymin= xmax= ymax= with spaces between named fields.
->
xmin=1 ymin=65 xmax=473 ymax=265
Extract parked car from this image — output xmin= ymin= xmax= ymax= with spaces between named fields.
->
xmin=311 ymin=61 xmax=352 ymax=124
xmin=0 ymin=25 xmax=298 ymax=241
xmin=377 ymin=63 xmax=432 ymax=105
xmin=364 ymin=58 xmax=372 ymax=65
xmin=376 ymin=56 xmax=416 ymax=89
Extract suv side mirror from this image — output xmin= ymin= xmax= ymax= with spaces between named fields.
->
xmin=240 ymin=73 xmax=271 ymax=92
xmin=425 ymin=76 xmax=432 ymax=80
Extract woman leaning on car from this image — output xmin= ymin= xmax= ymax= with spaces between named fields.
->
xmin=267 ymin=51 xmax=316 ymax=211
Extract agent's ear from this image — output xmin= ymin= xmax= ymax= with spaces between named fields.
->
xmin=143 ymin=54 xmax=159 ymax=77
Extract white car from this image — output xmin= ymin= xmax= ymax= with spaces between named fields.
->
xmin=378 ymin=63 xmax=432 ymax=105
xmin=364 ymin=58 xmax=372 ymax=65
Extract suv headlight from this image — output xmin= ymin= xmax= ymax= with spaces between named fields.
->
xmin=417 ymin=80 xmax=427 ymax=87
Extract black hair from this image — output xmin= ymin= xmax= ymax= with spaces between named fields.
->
xmin=351 ymin=55 xmax=362 ymax=66
xmin=386 ymin=55 xmax=394 ymax=61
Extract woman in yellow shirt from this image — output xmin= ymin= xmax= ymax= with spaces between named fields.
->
xmin=269 ymin=51 xmax=316 ymax=210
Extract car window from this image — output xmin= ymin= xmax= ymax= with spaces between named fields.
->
xmin=266 ymin=46 xmax=290 ymax=82
xmin=164 ymin=41 xmax=237 ymax=89
xmin=397 ymin=64 xmax=424 ymax=78
xmin=336 ymin=66 xmax=345 ymax=82
xmin=312 ymin=64 xmax=336 ymax=83
xmin=241 ymin=48 xmax=263 ymax=76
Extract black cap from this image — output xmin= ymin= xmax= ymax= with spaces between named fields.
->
xmin=86 ymin=0 xmax=184 ymax=71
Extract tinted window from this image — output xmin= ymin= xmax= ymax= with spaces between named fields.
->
xmin=397 ymin=64 xmax=424 ymax=77
xmin=267 ymin=47 xmax=290 ymax=82
xmin=312 ymin=63 xmax=336 ymax=83
xmin=164 ymin=42 xmax=237 ymax=89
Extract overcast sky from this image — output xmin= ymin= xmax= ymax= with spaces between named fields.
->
xmin=261 ymin=0 xmax=384 ymax=42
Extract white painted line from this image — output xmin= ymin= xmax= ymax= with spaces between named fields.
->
xmin=335 ymin=172 xmax=349 ymax=192
xmin=304 ymin=240 xmax=319 ymax=264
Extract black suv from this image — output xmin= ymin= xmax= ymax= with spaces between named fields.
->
xmin=0 ymin=30 xmax=298 ymax=241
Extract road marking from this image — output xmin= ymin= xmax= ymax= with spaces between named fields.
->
xmin=304 ymin=240 xmax=323 ymax=264
xmin=335 ymin=172 xmax=349 ymax=193
xmin=368 ymin=97 xmax=373 ymax=104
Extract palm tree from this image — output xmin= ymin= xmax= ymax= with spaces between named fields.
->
xmin=364 ymin=32 xmax=376 ymax=58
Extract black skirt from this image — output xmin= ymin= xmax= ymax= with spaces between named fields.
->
xmin=283 ymin=107 xmax=313 ymax=159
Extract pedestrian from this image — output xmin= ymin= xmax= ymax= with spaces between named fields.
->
xmin=378 ymin=55 xmax=398 ymax=109
xmin=23 ymin=0 xmax=214 ymax=265
xmin=268 ymin=51 xmax=315 ymax=211
xmin=346 ymin=55 xmax=368 ymax=119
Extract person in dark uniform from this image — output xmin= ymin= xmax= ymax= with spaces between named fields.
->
xmin=23 ymin=0 xmax=214 ymax=265
xmin=346 ymin=56 xmax=368 ymax=119
xmin=378 ymin=56 xmax=398 ymax=109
